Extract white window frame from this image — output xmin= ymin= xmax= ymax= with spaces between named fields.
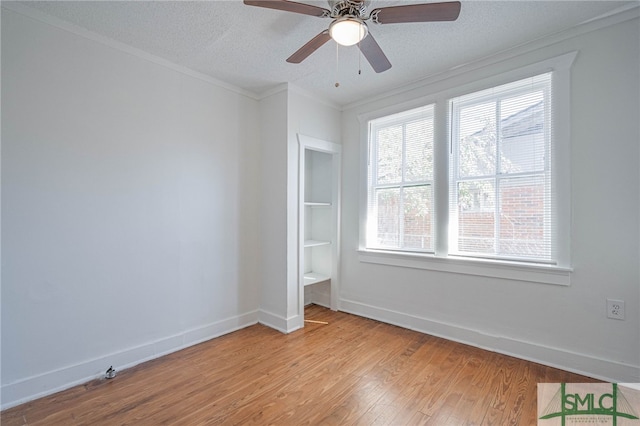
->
xmin=358 ymin=52 xmax=576 ymax=286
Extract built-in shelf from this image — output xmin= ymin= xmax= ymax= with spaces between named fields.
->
xmin=304 ymin=239 xmax=331 ymax=248
xmin=304 ymin=202 xmax=331 ymax=207
xmin=303 ymin=272 xmax=331 ymax=286
xmin=299 ymin=134 xmax=341 ymax=313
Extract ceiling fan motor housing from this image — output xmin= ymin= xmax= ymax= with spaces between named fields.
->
xmin=329 ymin=0 xmax=368 ymax=18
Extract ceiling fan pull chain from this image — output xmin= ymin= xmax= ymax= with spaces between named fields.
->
xmin=335 ymin=43 xmax=340 ymax=88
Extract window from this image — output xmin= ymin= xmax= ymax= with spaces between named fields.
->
xmin=361 ymin=53 xmax=575 ymax=284
xmin=367 ymin=105 xmax=434 ymax=252
xmin=450 ymin=73 xmax=553 ymax=263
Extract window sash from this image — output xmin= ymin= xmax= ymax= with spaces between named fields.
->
xmin=449 ymin=73 xmax=553 ymax=263
xmin=368 ymin=106 xmax=435 ymax=252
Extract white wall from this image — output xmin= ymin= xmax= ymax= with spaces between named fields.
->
xmin=258 ymin=89 xmax=289 ymax=330
xmin=340 ymin=13 xmax=640 ymax=382
xmin=1 ymin=8 xmax=261 ymax=407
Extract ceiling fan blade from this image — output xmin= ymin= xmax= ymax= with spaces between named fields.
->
xmin=358 ymin=33 xmax=392 ymax=73
xmin=287 ymin=30 xmax=332 ymax=64
xmin=370 ymin=1 xmax=461 ymax=24
xmin=243 ymin=0 xmax=330 ymax=18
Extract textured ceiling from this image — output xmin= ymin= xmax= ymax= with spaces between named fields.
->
xmin=12 ymin=0 xmax=636 ymax=105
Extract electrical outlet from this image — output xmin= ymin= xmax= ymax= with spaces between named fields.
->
xmin=606 ymin=299 xmax=625 ymax=320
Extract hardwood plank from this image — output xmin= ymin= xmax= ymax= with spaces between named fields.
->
xmin=1 ymin=305 xmax=600 ymax=425
xmin=441 ymin=349 xmax=493 ymax=425
xmin=354 ymin=336 xmax=450 ymax=424
xmin=500 ymin=360 xmax=532 ymax=425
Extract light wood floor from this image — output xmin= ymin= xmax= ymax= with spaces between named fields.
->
xmin=2 ymin=305 xmax=598 ymax=425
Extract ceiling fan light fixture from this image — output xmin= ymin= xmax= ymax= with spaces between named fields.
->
xmin=329 ymin=17 xmax=368 ymax=46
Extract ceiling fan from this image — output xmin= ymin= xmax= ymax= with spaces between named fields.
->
xmin=244 ymin=0 xmax=461 ymax=73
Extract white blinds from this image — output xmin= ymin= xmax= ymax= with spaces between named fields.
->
xmin=368 ymin=105 xmax=435 ymax=252
xmin=449 ymin=73 xmax=554 ymax=262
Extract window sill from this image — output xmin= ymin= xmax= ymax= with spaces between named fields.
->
xmin=357 ymin=249 xmax=572 ymax=286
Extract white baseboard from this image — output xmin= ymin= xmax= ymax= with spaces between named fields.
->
xmin=1 ymin=310 xmax=259 ymax=410
xmin=339 ymin=299 xmax=640 ymax=383
xmin=258 ymin=309 xmax=302 ymax=334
